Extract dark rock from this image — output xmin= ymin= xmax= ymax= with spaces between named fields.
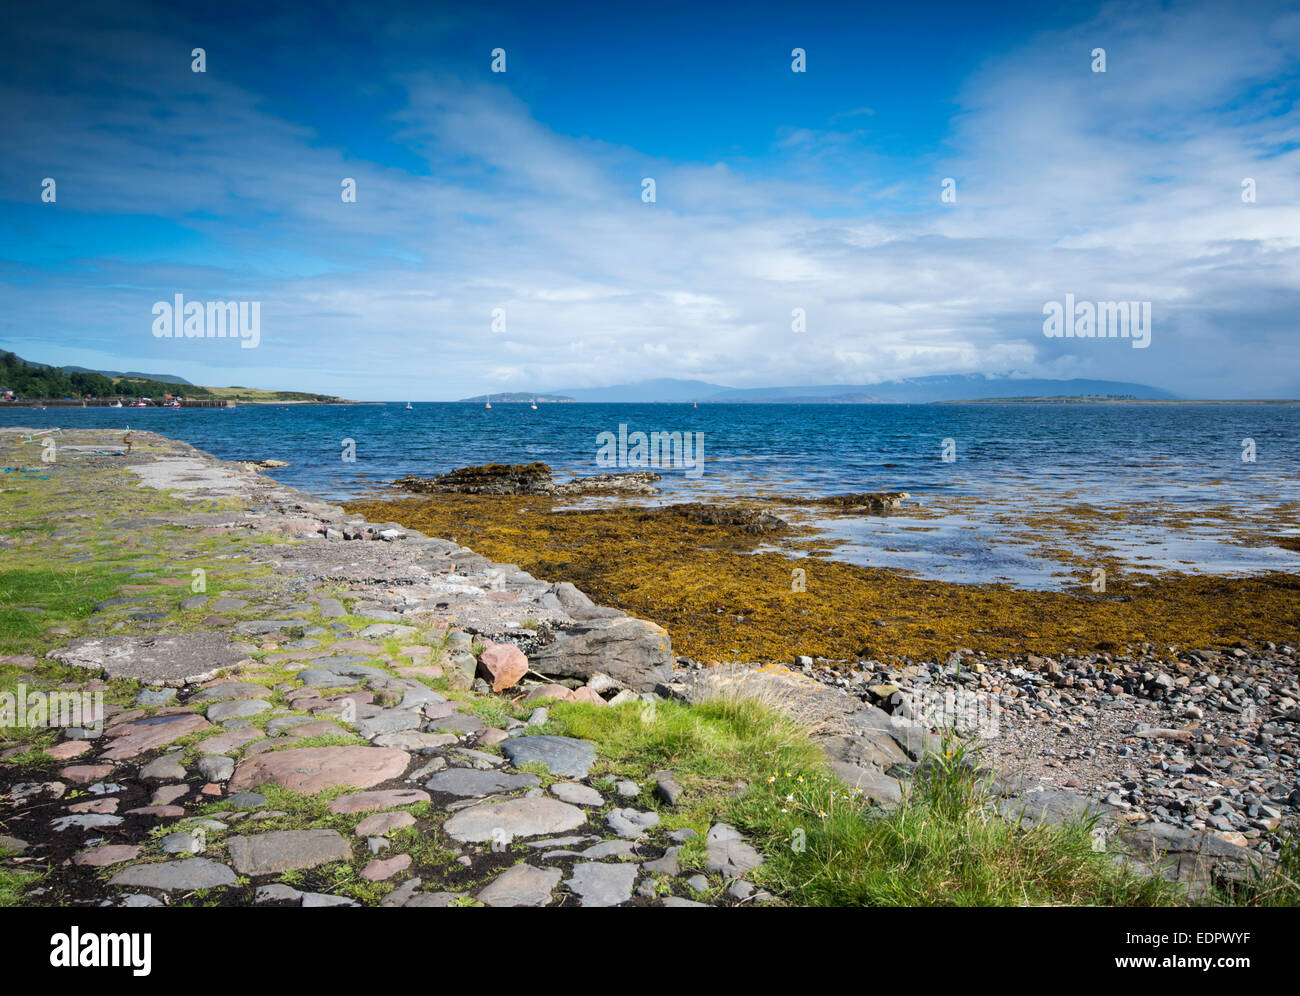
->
xmin=529 ymin=618 xmax=673 ymax=692
xmin=500 ymin=735 xmax=597 ymax=778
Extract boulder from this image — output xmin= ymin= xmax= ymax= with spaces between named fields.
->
xmin=478 ymin=642 xmax=529 ymax=692
xmin=529 ymin=618 xmax=672 ymax=693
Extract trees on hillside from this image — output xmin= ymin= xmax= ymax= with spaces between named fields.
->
xmin=0 ymin=352 xmax=207 ymax=400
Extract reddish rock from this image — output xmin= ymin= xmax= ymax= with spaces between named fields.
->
xmin=58 ymin=764 xmax=114 ymax=784
xmin=478 ymin=642 xmax=528 ymax=692
xmin=397 ymin=666 xmax=443 ymax=680
xmin=570 ymin=687 xmax=607 ymax=705
xmin=0 ymin=655 xmax=37 ymax=669
xmin=200 ymin=783 xmax=223 ymax=796
xmin=330 ymin=640 xmax=383 ymax=654
xmin=244 ymin=738 xmax=302 ymax=756
xmin=354 ymin=811 xmax=416 ymax=836
xmin=125 ymin=805 xmax=185 ymax=817
xmin=479 ymin=728 xmax=509 ymax=745
xmin=199 ymin=727 xmax=265 ymax=755
xmin=360 ymin=853 xmax=411 ymax=881
xmin=72 ymin=844 xmax=141 ymax=867
xmin=328 ymin=789 xmax=430 ymax=815
xmin=68 ymin=798 xmax=120 ymax=814
xmin=99 ymin=712 xmax=211 ymax=760
xmin=47 ymin=740 xmax=92 ymax=761
xmin=307 ymin=691 xmax=372 ymax=713
xmin=484 ymin=591 xmax=517 ymax=603
xmin=151 ymin=784 xmax=189 ymax=806
xmin=228 ymin=746 xmax=410 ymax=794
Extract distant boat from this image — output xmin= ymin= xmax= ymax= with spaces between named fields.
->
xmin=530 ymin=397 xmax=538 ymax=410
xmin=485 ymin=395 xmax=492 ymax=410
xmin=693 ymin=401 xmax=697 ymax=408
xmin=111 ymin=400 xmax=122 ymax=408
xmin=405 ymin=402 xmax=413 ymax=410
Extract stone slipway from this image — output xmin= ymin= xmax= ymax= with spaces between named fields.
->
xmin=18 ymin=428 xmax=674 ymax=690
xmin=0 ymin=428 xmax=759 ymax=908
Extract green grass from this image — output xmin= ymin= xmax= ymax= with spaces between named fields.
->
xmin=1217 ymin=833 xmax=1300 ymax=907
xmin=0 ymin=565 xmax=125 ymax=651
xmin=742 ymin=739 xmax=1178 ymax=906
xmin=0 ymin=866 xmax=41 ymax=905
xmin=544 ymin=698 xmax=1187 ymax=906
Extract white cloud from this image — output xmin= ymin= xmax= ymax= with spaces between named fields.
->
xmin=3 ymin=1 xmax=1300 ymax=399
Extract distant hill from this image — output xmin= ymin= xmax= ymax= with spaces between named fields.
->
xmin=456 ymin=392 xmax=576 ymax=403
xmin=540 ymin=375 xmax=1179 ymax=404
xmin=544 ymin=378 xmax=730 ymax=402
xmin=10 ymin=354 xmax=193 ymax=385
xmin=0 ymin=351 xmax=350 ymax=404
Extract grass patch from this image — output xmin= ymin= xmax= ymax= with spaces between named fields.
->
xmin=543 ymin=697 xmax=1185 ymax=906
xmin=0 ymin=865 xmax=42 ymax=905
xmin=1216 ymin=833 xmax=1300 ymax=907
xmin=738 ymin=736 xmax=1180 ymax=906
xmin=0 ymin=565 xmax=124 ymax=651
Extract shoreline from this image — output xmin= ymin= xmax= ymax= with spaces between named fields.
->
xmin=0 ymin=428 xmax=1292 ymax=908
xmin=347 ymin=484 xmax=1300 ymax=858
xmin=345 ymin=490 xmax=1300 ymax=663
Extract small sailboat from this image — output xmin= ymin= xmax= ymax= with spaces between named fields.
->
xmin=693 ymin=401 xmax=697 ymax=409
xmin=530 ymin=397 xmax=538 ymax=410
xmin=405 ymin=402 xmax=413 ymax=410
xmin=485 ymin=395 xmax=492 ymax=410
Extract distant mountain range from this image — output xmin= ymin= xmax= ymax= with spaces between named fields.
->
xmin=457 ymin=392 xmax=576 ymax=404
xmin=519 ymin=375 xmax=1180 ymax=404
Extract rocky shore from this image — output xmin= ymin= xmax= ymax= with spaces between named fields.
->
xmin=394 ymin=462 xmax=662 ymax=497
xmin=757 ymin=646 xmax=1298 ymax=856
xmin=0 ymin=429 xmax=1288 ymax=906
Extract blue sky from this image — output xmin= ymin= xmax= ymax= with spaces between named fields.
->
xmin=2 ymin=0 xmax=1299 ymax=398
